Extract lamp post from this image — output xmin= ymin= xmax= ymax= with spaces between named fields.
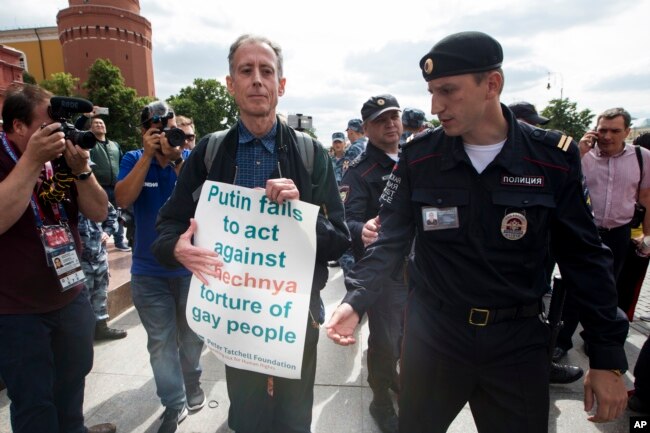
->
xmin=546 ymin=71 xmax=564 ymax=99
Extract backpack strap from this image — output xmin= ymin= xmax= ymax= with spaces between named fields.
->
xmin=192 ymin=130 xmax=228 ymax=202
xmin=192 ymin=130 xmax=315 ymax=202
xmin=635 ymin=145 xmax=643 ymax=200
xmin=294 ymin=131 xmax=315 ymax=176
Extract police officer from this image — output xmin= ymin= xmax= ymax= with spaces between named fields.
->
xmin=340 ymin=94 xmax=408 ymax=433
xmin=327 ymin=31 xmax=629 ymax=432
xmin=400 ymin=107 xmax=426 ymax=144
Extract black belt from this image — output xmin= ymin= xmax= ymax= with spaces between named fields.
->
xmin=421 ymin=292 xmax=543 ymax=326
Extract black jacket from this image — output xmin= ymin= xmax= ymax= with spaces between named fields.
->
xmin=341 ymin=142 xmax=398 ymax=261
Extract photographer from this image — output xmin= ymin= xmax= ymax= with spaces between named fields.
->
xmin=0 ymin=83 xmax=114 ymax=433
xmin=114 ymin=101 xmax=205 ymax=433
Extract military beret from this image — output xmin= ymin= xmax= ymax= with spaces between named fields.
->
xmin=419 ymin=31 xmax=503 ymax=81
xmin=361 ymin=94 xmax=400 ymax=123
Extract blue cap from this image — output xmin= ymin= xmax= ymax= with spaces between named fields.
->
xmin=346 ymin=119 xmax=363 ymax=133
xmin=402 ymin=108 xmax=426 ymax=128
xmin=332 ymin=132 xmax=346 ymax=142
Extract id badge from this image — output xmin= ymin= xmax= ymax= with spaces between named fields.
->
xmin=40 ymin=225 xmax=85 ymax=292
xmin=422 ymin=206 xmax=459 ymax=231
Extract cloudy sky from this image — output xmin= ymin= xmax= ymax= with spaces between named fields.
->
xmin=2 ymin=0 xmax=649 ymax=141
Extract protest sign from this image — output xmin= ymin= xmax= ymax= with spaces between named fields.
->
xmin=189 ymin=181 xmax=318 ymax=379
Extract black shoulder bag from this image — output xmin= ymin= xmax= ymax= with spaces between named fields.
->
xmin=630 ymin=145 xmax=646 ymax=228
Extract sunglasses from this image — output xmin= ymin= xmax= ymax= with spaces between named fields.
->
xmin=184 ymin=134 xmax=196 ymax=141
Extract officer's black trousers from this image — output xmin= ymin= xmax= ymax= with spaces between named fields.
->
xmin=399 ymin=291 xmax=550 ymax=433
xmin=225 ymin=319 xmax=319 ymax=433
xmin=367 ymin=276 xmax=407 ymax=395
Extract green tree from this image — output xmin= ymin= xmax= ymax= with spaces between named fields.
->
xmin=83 ymin=58 xmax=150 ymax=151
xmin=22 ymin=71 xmax=37 ymax=85
xmin=40 ymin=72 xmax=79 ymax=96
xmin=166 ymin=78 xmax=238 ymax=139
xmin=541 ymin=98 xmax=594 ymax=140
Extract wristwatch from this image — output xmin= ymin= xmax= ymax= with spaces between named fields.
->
xmin=74 ymin=171 xmax=93 ymax=181
xmin=170 ymin=157 xmax=184 ymax=168
xmin=609 ymin=369 xmax=626 ymax=377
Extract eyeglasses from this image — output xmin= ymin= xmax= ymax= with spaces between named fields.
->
xmin=597 ymin=128 xmax=624 ymax=134
xmin=184 ymin=134 xmax=196 ymax=141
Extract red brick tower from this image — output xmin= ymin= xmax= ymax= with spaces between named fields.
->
xmin=57 ymin=0 xmax=155 ymax=97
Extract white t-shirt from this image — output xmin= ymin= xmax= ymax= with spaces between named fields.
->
xmin=464 ymin=139 xmax=506 ymax=173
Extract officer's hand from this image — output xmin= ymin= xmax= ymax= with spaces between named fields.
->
xmin=266 ymin=178 xmax=299 ymax=204
xmin=362 ymin=216 xmax=380 ymax=247
xmin=22 ymin=122 xmax=66 ymax=165
xmin=142 ymin=128 xmax=161 ymax=158
xmin=174 ymin=218 xmax=223 ymax=285
xmin=583 ymin=369 xmax=627 ymax=423
xmin=325 ymin=303 xmax=359 ymax=346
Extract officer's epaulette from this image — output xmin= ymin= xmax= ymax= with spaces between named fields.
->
xmin=348 ymin=151 xmax=366 ymax=168
xmin=526 ymin=125 xmax=574 ymax=152
xmin=401 ymin=127 xmax=436 ymax=149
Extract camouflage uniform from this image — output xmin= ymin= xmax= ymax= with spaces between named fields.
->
xmin=78 ymin=203 xmax=117 ymax=321
xmin=332 ymin=138 xmax=367 ymax=184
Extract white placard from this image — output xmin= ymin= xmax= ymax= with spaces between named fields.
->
xmin=188 ymin=181 xmax=318 ymax=379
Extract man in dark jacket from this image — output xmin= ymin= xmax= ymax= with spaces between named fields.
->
xmin=340 ymin=94 xmax=408 ymax=433
xmin=152 ymin=34 xmax=349 ymax=433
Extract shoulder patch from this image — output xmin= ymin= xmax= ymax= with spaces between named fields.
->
xmin=348 ymin=151 xmax=367 ymax=168
xmin=339 ymin=184 xmax=350 ymax=203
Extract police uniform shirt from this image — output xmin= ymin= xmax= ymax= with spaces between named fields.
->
xmin=344 ymin=104 xmax=628 ymax=370
xmin=340 ymin=142 xmax=397 ymax=261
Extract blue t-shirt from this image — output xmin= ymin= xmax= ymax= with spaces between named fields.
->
xmin=118 ymin=149 xmax=191 ymax=277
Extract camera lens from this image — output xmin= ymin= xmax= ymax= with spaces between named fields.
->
xmin=163 ymin=127 xmax=186 ymax=147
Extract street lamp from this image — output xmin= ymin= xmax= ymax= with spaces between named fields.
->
xmin=546 ymin=72 xmax=564 ymax=99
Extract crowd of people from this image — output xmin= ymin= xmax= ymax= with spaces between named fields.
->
xmin=0 ymin=29 xmax=649 ymax=433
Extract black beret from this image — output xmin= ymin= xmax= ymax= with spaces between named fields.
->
xmin=419 ymin=31 xmax=503 ymax=81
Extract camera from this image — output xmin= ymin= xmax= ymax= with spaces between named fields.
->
xmin=139 ymin=102 xmax=185 ymax=147
xmin=287 ymin=113 xmax=313 ymax=131
xmin=49 ymin=96 xmax=97 ymax=149
xmin=161 ymin=127 xmax=186 ymax=147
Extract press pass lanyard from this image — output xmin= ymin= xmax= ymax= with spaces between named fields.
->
xmin=0 ymin=132 xmax=69 ymax=226
xmin=1 ymin=132 xmax=84 ymax=291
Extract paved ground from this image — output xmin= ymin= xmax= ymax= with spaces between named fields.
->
xmin=1 ymin=258 xmax=649 ymax=432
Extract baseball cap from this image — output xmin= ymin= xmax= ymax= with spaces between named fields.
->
xmin=419 ymin=31 xmax=503 ymax=82
xmin=508 ymin=102 xmax=550 ymax=125
xmin=402 ymin=108 xmax=426 ymax=128
xmin=332 ymin=132 xmax=346 ymax=142
xmin=346 ymin=119 xmax=363 ymax=133
xmin=361 ymin=94 xmax=401 ymax=123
